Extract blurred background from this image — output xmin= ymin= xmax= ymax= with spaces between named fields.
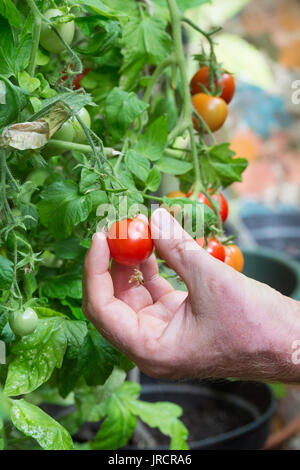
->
xmin=186 ymin=0 xmax=300 ymax=260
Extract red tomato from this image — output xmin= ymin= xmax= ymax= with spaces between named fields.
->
xmin=206 ymin=238 xmax=225 ymax=262
xmin=187 ymin=190 xmax=229 ymax=224
xmin=192 ymin=93 xmax=228 ymax=132
xmin=107 ymin=218 xmax=153 ymax=266
xmin=190 ymin=66 xmax=236 ymax=104
xmin=224 ymin=244 xmax=244 ymax=272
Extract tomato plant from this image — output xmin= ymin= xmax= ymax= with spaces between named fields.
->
xmin=0 ymin=0 xmax=248 ymax=452
xmin=224 ymin=244 xmax=244 ymax=272
xmin=190 ymin=66 xmax=236 ymax=104
xmin=107 ymin=218 xmax=153 ymax=266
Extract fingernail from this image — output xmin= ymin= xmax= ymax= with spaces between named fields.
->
xmin=92 ymin=232 xmax=106 ymax=242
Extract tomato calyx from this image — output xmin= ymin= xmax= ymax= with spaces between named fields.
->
xmin=190 ymin=66 xmax=235 ymax=104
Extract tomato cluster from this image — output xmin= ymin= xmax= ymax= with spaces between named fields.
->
xmin=167 ymin=190 xmax=244 ymax=272
xmin=190 ymin=66 xmax=235 ymax=133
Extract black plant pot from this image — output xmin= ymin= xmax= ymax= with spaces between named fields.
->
xmin=133 ymin=380 xmax=275 ymax=450
xmin=241 ymin=213 xmax=300 ymax=262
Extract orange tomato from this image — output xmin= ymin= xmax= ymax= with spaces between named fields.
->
xmin=224 ymin=244 xmax=244 ymax=272
xmin=192 ymin=93 xmax=228 ymax=132
xmin=167 ymin=191 xmax=187 ymax=198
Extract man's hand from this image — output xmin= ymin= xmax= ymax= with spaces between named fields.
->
xmin=83 ymin=208 xmax=300 ymax=382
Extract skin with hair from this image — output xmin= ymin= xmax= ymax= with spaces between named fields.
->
xmin=82 ymin=208 xmax=300 ymax=383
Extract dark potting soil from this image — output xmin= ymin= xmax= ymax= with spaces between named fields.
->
xmin=141 ymin=389 xmax=254 ymax=446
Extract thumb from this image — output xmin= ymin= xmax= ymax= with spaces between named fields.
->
xmin=150 ymin=208 xmax=209 ymax=291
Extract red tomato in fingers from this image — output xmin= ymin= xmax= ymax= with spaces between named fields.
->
xmin=107 ymin=218 xmax=153 ymax=266
xmin=192 ymin=93 xmax=228 ymax=132
xmin=190 ymin=66 xmax=235 ymax=104
xmin=224 ymin=244 xmax=244 ymax=272
xmin=187 ymin=189 xmax=229 ymax=223
xmin=206 ymin=238 xmax=225 ymax=262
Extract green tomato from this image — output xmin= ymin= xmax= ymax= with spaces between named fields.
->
xmin=72 ymin=107 xmax=91 ymax=143
xmin=40 ymin=9 xmax=75 ymax=54
xmin=53 ymin=121 xmax=75 ymax=142
xmin=9 ymin=308 xmax=38 ymax=337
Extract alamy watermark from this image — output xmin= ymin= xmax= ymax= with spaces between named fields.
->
xmin=291 ymin=340 xmax=300 ymax=365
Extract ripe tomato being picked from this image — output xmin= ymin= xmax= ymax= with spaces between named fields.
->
xmin=224 ymin=244 xmax=244 ymax=272
xmin=190 ymin=66 xmax=236 ymax=104
xmin=192 ymin=93 xmax=228 ymax=132
xmin=196 ymin=237 xmax=225 ymax=261
xmin=107 ymin=218 xmax=153 ymax=266
xmin=187 ymin=189 xmax=229 ymax=223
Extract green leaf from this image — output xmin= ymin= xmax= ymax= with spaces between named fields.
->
xmin=4 ymin=318 xmax=87 ymax=396
xmin=78 ymin=328 xmax=134 ymax=387
xmin=105 ymin=87 xmax=148 ymax=140
xmin=92 ymin=382 xmax=140 ymax=450
xmin=41 ymin=273 xmax=82 ymax=300
xmin=156 ymin=157 xmax=193 ymax=175
xmin=0 ymin=75 xmax=27 ymax=128
xmin=125 ymin=150 xmax=150 ymax=182
xmin=0 ymin=255 xmax=13 ymax=290
xmin=129 ymin=399 xmax=189 ymax=450
xmin=10 ymin=399 xmax=74 ymax=450
xmin=135 ymin=116 xmax=168 ymax=161
xmin=53 ymin=239 xmax=85 ymax=260
xmin=38 ymin=181 xmax=94 ymax=239
xmin=121 ymin=14 xmax=172 ymax=75
xmin=202 ymin=143 xmax=248 ymax=188
xmin=0 ymin=0 xmax=21 ymax=28
xmin=145 ymin=166 xmax=161 ymax=192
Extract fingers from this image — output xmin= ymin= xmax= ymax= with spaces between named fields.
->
xmin=150 ymin=208 xmax=205 ymax=292
xmin=111 ymin=261 xmax=153 ymax=312
xmin=140 ymin=254 xmax=174 ymax=302
xmin=82 ymin=232 xmax=139 ymax=351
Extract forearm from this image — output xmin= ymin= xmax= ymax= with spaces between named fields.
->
xmin=221 ymin=281 xmax=300 ymax=383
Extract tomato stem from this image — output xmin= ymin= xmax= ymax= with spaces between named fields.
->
xmin=167 ymin=0 xmax=203 ymax=194
xmin=26 ymin=0 xmax=41 ymax=77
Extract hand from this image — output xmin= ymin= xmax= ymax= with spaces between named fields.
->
xmin=82 ymin=209 xmax=300 ymax=382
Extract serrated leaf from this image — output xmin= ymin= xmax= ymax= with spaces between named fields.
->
xmin=125 ymin=150 xmax=150 ymax=182
xmin=91 ymin=382 xmax=140 ymax=450
xmin=135 ymin=116 xmax=167 ymax=161
xmin=105 ymin=87 xmax=148 ymax=140
xmin=145 ymin=166 xmax=161 ymax=191
xmin=11 ymin=399 xmax=74 ymax=450
xmin=38 ymin=181 xmax=94 ymax=239
xmin=156 ymin=157 xmax=193 ymax=175
xmin=4 ymin=318 xmax=87 ymax=396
